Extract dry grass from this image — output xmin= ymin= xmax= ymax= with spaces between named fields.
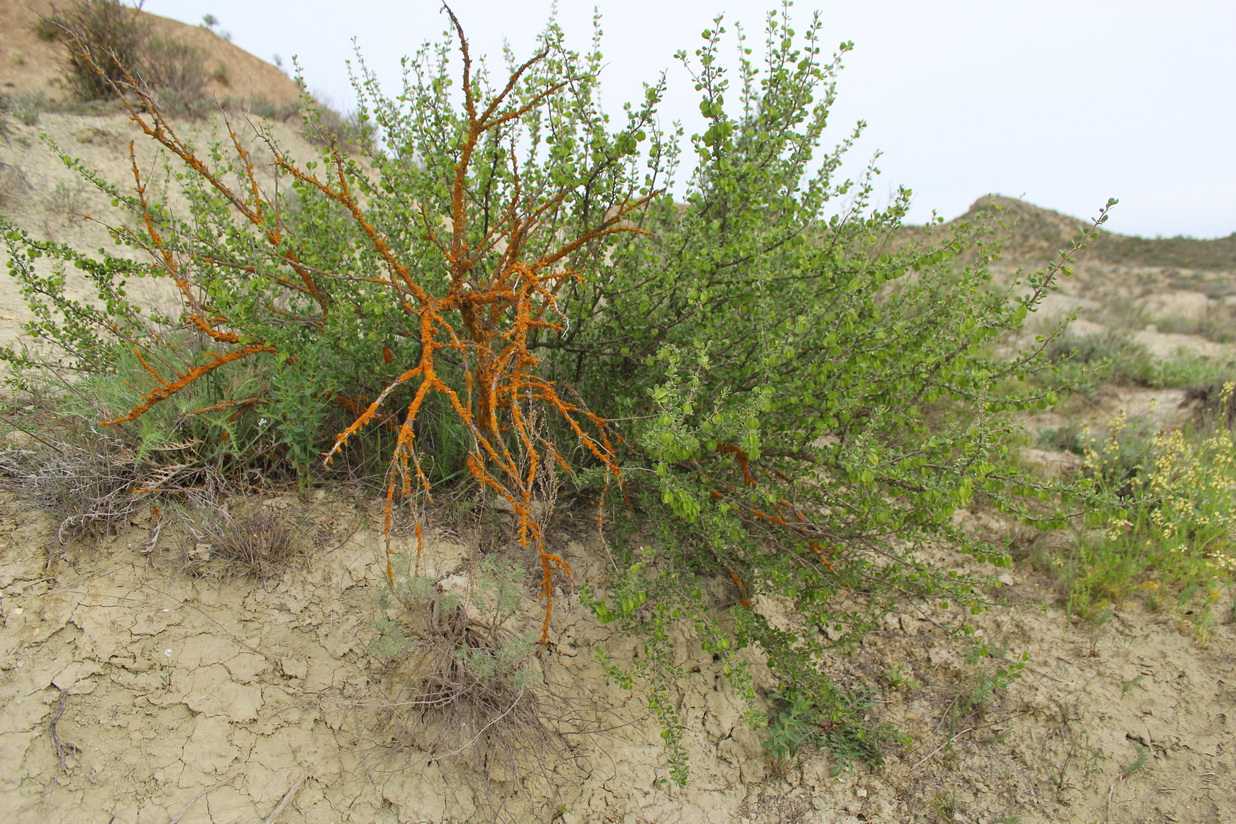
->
xmin=0 ymin=426 xmax=217 ymax=546
xmin=179 ymin=499 xmax=302 ymax=579
xmin=371 ymin=557 xmax=590 ymax=817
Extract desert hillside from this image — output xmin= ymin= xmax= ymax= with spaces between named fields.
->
xmin=0 ymin=0 xmax=303 ymax=109
xmin=1 ymin=5 xmax=1234 ymax=824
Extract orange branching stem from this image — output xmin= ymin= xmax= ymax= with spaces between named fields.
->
xmin=178 ymin=396 xmax=261 ymax=418
xmin=726 ymin=566 xmax=753 ymax=608
xmin=716 ymin=443 xmax=756 ymax=486
xmin=697 ymin=450 xmax=841 ymax=605
xmin=102 ymin=342 xmax=276 ymax=425
xmin=66 ymin=9 xmax=657 ymax=642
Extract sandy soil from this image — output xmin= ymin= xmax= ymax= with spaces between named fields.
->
xmin=0 ymin=487 xmax=1232 ymax=824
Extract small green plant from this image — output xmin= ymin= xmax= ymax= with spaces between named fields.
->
xmin=929 ymin=791 xmax=960 ymax=823
xmin=879 ymin=662 xmax=920 ymax=691
xmin=1060 ymin=390 xmax=1236 ymax=621
xmin=47 ymin=180 xmax=87 ymax=217
xmin=943 ymin=646 xmax=1028 ymax=734
xmin=1119 ymin=740 xmax=1148 ymax=778
xmin=373 ymin=554 xmax=578 ymax=810
xmin=764 ymin=688 xmax=822 ymax=766
xmin=761 ymin=681 xmax=895 ymax=779
xmin=1119 ymin=673 xmax=1145 ymax=697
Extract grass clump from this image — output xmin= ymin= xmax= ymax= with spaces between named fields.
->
xmin=1042 ymin=328 xmax=1236 ymax=391
xmin=180 ymin=499 xmax=301 ymax=579
xmin=1042 ymin=329 xmax=1153 ymax=389
xmin=0 ymin=407 xmax=220 ymax=547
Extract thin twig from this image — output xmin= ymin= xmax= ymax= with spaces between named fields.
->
xmin=47 ymin=689 xmax=81 ymax=773
xmin=263 ymin=773 xmax=309 ymax=824
xmin=0 ymin=412 xmax=64 ymax=454
xmin=166 ymin=771 xmax=242 ymax=824
xmin=911 ymin=726 xmax=975 ymax=770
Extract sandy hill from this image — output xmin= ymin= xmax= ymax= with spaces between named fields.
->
xmin=0 ymin=0 xmax=303 ymax=108
xmin=912 ymin=194 xmax=1236 ymax=277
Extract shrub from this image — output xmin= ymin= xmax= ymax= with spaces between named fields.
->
xmin=1043 ymin=328 xmax=1153 ymax=388
xmin=143 ymin=37 xmax=211 ymax=116
xmin=42 ymin=0 xmax=151 ymax=102
xmin=301 ymin=97 xmax=378 ymax=152
xmin=42 ymin=0 xmax=212 ymax=116
xmin=243 ymin=95 xmax=299 ymax=122
xmin=2 ymin=1 xmax=1114 ymax=783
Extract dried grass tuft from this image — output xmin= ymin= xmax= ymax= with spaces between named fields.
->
xmin=372 ymin=557 xmax=590 ymax=812
xmin=0 ymin=428 xmax=216 ymax=544
xmin=180 ymin=500 xmax=302 ymax=579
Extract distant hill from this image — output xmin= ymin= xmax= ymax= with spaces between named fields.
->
xmin=934 ymin=195 xmax=1236 ymax=275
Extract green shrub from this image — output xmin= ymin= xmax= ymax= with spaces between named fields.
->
xmin=2 ymin=2 xmax=1114 ymax=783
xmin=243 ymin=95 xmax=299 ymax=122
xmin=143 ymin=36 xmax=211 ymax=116
xmin=42 ymin=0 xmax=150 ymax=102
xmin=1043 ymin=329 xmax=1153 ymax=388
xmin=41 ymin=0 xmax=212 ymax=116
xmin=301 ymin=98 xmax=378 ymax=152
xmin=1148 ymin=350 xmax=1236 ymax=389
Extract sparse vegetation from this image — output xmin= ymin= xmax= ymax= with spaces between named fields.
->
xmin=41 ymin=0 xmax=213 ymax=116
xmin=10 ymin=2 xmax=1234 ymax=813
xmin=0 ymin=91 xmax=48 ymax=128
xmin=1 ymin=2 xmax=1235 ymax=822
xmin=180 ymin=498 xmax=301 ymax=579
xmin=1041 ymin=328 xmax=1236 ymax=392
xmin=1057 ymin=399 xmax=1236 ymax=623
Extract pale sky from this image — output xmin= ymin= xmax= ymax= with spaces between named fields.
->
xmin=146 ymin=1 xmax=1235 ymax=239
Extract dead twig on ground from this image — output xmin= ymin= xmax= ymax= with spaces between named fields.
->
xmin=263 ymin=773 xmax=309 ymax=824
xmin=47 ymin=689 xmax=81 ymax=774
xmin=165 ymin=771 xmax=242 ymax=824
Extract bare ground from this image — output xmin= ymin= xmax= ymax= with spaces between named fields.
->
xmin=0 ymin=484 xmax=1232 ymax=824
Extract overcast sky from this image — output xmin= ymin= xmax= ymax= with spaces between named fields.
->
xmin=145 ymin=1 xmax=1234 ymax=239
